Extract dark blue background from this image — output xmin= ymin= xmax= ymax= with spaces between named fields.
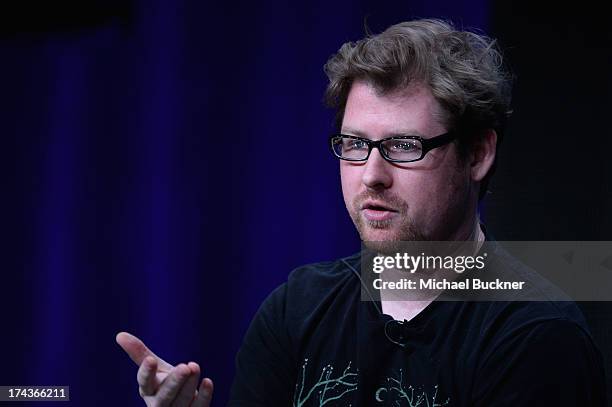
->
xmin=2 ymin=0 xmax=610 ymax=406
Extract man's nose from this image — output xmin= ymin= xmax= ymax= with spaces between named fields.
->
xmin=362 ymin=148 xmax=393 ymax=191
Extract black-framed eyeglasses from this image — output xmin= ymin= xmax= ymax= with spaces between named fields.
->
xmin=329 ymin=131 xmax=457 ymax=163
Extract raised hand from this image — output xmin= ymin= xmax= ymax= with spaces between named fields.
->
xmin=116 ymin=332 xmax=214 ymax=406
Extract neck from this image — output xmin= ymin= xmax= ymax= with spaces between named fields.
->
xmin=379 ymin=215 xmax=485 ymax=321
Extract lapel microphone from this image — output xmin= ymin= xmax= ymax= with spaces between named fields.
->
xmin=384 ymin=319 xmax=411 ymax=347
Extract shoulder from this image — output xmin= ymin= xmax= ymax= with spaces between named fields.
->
xmin=471 ymin=303 xmax=607 ymax=405
xmin=246 ymin=252 xmax=363 ymax=357
xmin=286 ymin=252 xmax=361 ymax=292
xmin=472 ymin=314 xmax=607 ymax=405
xmin=478 ymin=300 xmax=590 ymax=339
xmin=257 ymin=252 xmax=362 ymax=317
xmin=474 ymin=240 xmax=592 ymax=333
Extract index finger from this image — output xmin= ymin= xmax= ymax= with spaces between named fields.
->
xmin=137 ymin=356 xmax=160 ymax=396
xmin=116 ymin=331 xmax=174 ymax=371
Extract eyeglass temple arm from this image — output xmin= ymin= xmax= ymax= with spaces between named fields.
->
xmin=421 ymin=131 xmax=457 ymax=151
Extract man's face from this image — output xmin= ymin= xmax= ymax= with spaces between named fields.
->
xmin=340 ymin=81 xmax=473 ymax=242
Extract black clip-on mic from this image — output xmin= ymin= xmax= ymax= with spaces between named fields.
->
xmin=384 ymin=319 xmax=410 ymax=347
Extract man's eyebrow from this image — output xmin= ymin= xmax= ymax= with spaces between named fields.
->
xmin=340 ymin=127 xmax=426 ymax=138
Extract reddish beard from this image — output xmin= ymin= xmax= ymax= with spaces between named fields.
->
xmin=350 ymin=190 xmax=428 ymax=242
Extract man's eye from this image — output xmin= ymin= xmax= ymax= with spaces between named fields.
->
xmin=346 ymin=140 xmax=368 ymax=150
xmin=391 ymin=141 xmax=416 ymax=151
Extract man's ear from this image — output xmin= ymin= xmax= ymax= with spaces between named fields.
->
xmin=470 ymin=129 xmax=497 ymax=182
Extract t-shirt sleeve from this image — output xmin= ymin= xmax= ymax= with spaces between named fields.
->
xmin=228 ymin=284 xmax=297 ymax=406
xmin=472 ymin=318 xmax=607 ymax=406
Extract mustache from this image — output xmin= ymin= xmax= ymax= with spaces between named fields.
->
xmin=353 ymin=191 xmax=408 ymax=212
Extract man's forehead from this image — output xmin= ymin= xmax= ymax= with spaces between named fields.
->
xmin=340 ymin=126 xmax=427 ymax=139
xmin=342 ymin=81 xmax=447 ymax=138
xmin=352 ymin=79 xmax=429 ymax=101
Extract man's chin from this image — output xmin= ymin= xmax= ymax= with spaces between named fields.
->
xmin=361 ymin=229 xmax=430 ymax=256
xmin=359 ymin=229 xmax=399 ymax=242
xmin=358 ymin=224 xmax=427 ymax=244
xmin=362 ymin=240 xmax=405 ymax=255
xmin=360 ymin=228 xmax=403 ymax=254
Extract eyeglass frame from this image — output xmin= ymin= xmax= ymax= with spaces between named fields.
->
xmin=328 ymin=131 xmax=458 ymax=163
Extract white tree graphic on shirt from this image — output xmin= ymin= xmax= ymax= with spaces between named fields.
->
xmin=293 ymin=358 xmax=358 ymax=407
xmin=293 ymin=360 xmax=450 ymax=406
xmin=375 ymin=368 xmax=450 ymax=407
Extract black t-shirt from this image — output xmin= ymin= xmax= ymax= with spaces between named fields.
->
xmin=229 ymin=242 xmax=607 ymax=406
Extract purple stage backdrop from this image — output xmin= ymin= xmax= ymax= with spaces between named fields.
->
xmin=3 ymin=0 xmax=611 ymax=406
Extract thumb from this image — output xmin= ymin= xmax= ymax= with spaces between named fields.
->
xmin=115 ymin=331 xmax=174 ymax=371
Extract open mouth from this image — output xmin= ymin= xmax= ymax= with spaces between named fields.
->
xmin=362 ymin=201 xmax=396 ymax=212
xmin=361 ymin=201 xmax=397 ymax=221
xmin=365 ymin=204 xmax=392 ymax=211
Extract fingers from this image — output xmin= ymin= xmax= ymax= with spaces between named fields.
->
xmin=116 ymin=331 xmax=173 ymax=371
xmin=153 ymin=363 xmax=193 ymax=405
xmin=171 ymin=362 xmax=200 ymax=406
xmin=192 ymin=378 xmax=214 ymax=407
xmin=116 ymin=331 xmax=154 ymax=365
xmin=117 ymin=332 xmax=212 ymax=406
xmin=137 ymin=356 xmax=160 ymax=397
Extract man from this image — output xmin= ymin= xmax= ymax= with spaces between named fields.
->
xmin=117 ymin=19 xmax=606 ymax=406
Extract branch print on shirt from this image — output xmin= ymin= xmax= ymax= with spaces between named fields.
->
xmin=293 ymin=359 xmax=358 ymax=407
xmin=375 ymin=369 xmax=450 ymax=406
xmin=293 ymin=360 xmax=449 ymax=406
